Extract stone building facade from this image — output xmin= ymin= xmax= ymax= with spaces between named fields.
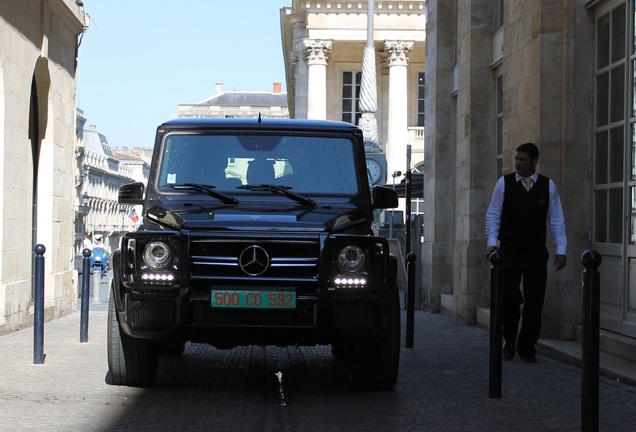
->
xmin=0 ymin=0 xmax=87 ymax=333
xmin=425 ymin=0 xmax=636 ymax=352
xmin=74 ymin=122 xmax=149 ymax=265
xmin=280 ymin=1 xmax=426 ymax=186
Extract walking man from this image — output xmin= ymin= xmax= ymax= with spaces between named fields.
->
xmin=485 ymin=142 xmax=567 ymax=363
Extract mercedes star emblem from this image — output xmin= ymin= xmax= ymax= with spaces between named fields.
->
xmin=239 ymin=245 xmax=270 ymax=276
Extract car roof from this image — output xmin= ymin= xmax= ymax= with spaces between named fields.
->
xmin=159 ymin=117 xmax=362 ymax=134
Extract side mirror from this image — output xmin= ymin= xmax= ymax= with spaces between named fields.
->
xmin=118 ymin=182 xmax=145 ymax=205
xmin=371 ymin=185 xmax=398 ymax=209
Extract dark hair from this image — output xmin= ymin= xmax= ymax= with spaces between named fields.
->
xmin=516 ymin=142 xmax=539 ymax=159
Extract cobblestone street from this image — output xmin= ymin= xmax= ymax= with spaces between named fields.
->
xmin=0 ymin=307 xmax=635 ymax=431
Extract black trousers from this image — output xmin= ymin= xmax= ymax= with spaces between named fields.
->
xmin=499 ymin=244 xmax=549 ymax=357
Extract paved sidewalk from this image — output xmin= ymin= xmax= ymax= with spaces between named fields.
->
xmin=0 ymin=305 xmax=635 ymax=431
xmin=475 ymin=307 xmax=636 ymax=387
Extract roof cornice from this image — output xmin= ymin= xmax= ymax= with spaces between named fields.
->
xmin=294 ymin=1 xmax=426 ymax=14
xmin=48 ymin=0 xmax=87 ymax=35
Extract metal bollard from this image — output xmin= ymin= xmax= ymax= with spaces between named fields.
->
xmin=33 ymin=244 xmax=46 ymax=364
xmin=489 ymin=250 xmax=504 ymax=399
xmin=581 ymin=249 xmax=601 ymax=432
xmin=92 ymin=268 xmax=102 ymax=304
xmin=80 ymin=248 xmax=91 ymax=343
xmin=405 ymin=252 xmax=416 ymax=348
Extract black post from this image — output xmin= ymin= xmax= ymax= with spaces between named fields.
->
xmin=33 ymin=244 xmax=46 ymax=365
xmin=405 ymin=146 xmax=412 ymax=257
xmin=581 ymin=249 xmax=601 ymax=432
xmin=405 ymin=252 xmax=416 ymax=348
xmin=80 ymin=248 xmax=92 ymax=343
xmin=489 ymin=250 xmax=504 ymax=399
xmin=404 ymin=145 xmax=415 ymax=348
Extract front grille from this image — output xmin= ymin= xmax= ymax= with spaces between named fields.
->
xmin=128 ymin=299 xmax=176 ymax=330
xmin=190 ymin=237 xmax=320 ymax=283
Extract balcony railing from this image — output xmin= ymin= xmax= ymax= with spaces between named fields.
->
xmin=408 ymin=126 xmax=424 ymax=144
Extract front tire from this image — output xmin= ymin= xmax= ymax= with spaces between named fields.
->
xmin=348 ymin=287 xmax=401 ymax=390
xmin=107 ymin=292 xmax=126 ymax=385
xmin=107 ymin=286 xmax=159 ymax=387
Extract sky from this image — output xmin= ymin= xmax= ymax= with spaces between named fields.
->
xmin=77 ymin=1 xmax=290 ymax=149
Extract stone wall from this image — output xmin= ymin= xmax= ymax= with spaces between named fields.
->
xmin=425 ymin=0 xmax=593 ymax=340
xmin=0 ymin=0 xmax=85 ymax=333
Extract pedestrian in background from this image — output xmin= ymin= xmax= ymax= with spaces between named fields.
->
xmin=82 ymin=233 xmax=92 ymax=251
xmin=485 ymin=142 xmax=567 ymax=363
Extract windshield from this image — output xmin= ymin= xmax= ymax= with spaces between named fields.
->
xmin=157 ymin=134 xmax=359 ymax=195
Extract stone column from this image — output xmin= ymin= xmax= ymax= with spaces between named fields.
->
xmin=303 ymin=39 xmax=332 ymax=120
xmin=384 ymin=40 xmax=414 ymax=176
xmin=423 ymin=0 xmax=454 ymax=314
xmin=288 ymin=51 xmax=300 ymax=119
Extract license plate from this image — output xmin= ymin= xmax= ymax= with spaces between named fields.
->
xmin=211 ymin=290 xmax=296 ymax=309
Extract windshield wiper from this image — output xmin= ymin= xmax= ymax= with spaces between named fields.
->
xmin=162 ymin=183 xmax=239 ymax=205
xmin=237 ymin=184 xmax=315 ymax=207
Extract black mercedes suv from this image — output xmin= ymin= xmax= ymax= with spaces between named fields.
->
xmin=107 ymin=117 xmax=400 ymax=390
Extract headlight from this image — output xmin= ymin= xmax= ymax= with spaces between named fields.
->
xmin=143 ymin=241 xmax=172 ymax=269
xmin=337 ymin=245 xmax=365 ymax=273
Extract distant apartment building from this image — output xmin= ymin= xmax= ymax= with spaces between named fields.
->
xmin=178 ymin=83 xmax=289 ymax=119
xmin=75 ymin=122 xmax=149 ymax=263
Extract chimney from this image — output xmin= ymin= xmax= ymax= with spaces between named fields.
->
xmin=89 ymin=124 xmax=96 ymax=131
xmin=273 ymin=82 xmax=282 ymax=94
xmin=215 ymin=83 xmax=223 ymax=94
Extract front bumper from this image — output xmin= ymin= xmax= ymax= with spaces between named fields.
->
xmin=113 ymin=231 xmax=393 ymax=347
xmin=116 ymin=287 xmax=387 ymax=347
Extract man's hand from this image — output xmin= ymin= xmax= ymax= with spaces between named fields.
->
xmin=485 ymin=246 xmax=497 ymax=263
xmin=554 ymin=254 xmax=567 ymax=271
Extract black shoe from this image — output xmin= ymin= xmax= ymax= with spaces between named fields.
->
xmin=522 ymin=353 xmax=537 ymax=363
xmin=503 ymin=342 xmax=515 ymax=360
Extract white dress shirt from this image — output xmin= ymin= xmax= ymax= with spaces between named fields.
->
xmin=485 ymin=172 xmax=567 ymax=255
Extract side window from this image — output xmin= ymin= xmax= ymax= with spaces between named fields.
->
xmin=594 ymin=3 xmax=627 ymax=244
xmin=496 ymin=74 xmax=503 ymax=179
xmin=342 ymin=71 xmax=362 ymax=124
xmin=496 ymin=0 xmax=504 ymax=30
xmin=417 ymin=72 xmax=425 ymax=127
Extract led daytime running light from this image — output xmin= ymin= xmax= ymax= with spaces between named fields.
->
xmin=141 ymin=273 xmax=175 ymax=281
xmin=334 ymin=276 xmax=367 ymax=287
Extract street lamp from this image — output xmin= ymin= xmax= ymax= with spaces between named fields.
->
xmin=78 ymin=192 xmax=90 ymax=215
xmin=120 ymin=206 xmax=127 ymax=230
xmin=77 ymin=192 xmax=91 ymax=261
xmin=389 ymin=171 xmax=402 ymax=239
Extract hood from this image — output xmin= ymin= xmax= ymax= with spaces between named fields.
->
xmin=144 ymin=203 xmax=370 ymax=233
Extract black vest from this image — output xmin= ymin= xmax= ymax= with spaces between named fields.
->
xmin=499 ymin=172 xmax=550 ymax=250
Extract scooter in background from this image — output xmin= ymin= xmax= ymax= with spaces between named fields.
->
xmin=90 ymin=246 xmax=110 ymax=276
